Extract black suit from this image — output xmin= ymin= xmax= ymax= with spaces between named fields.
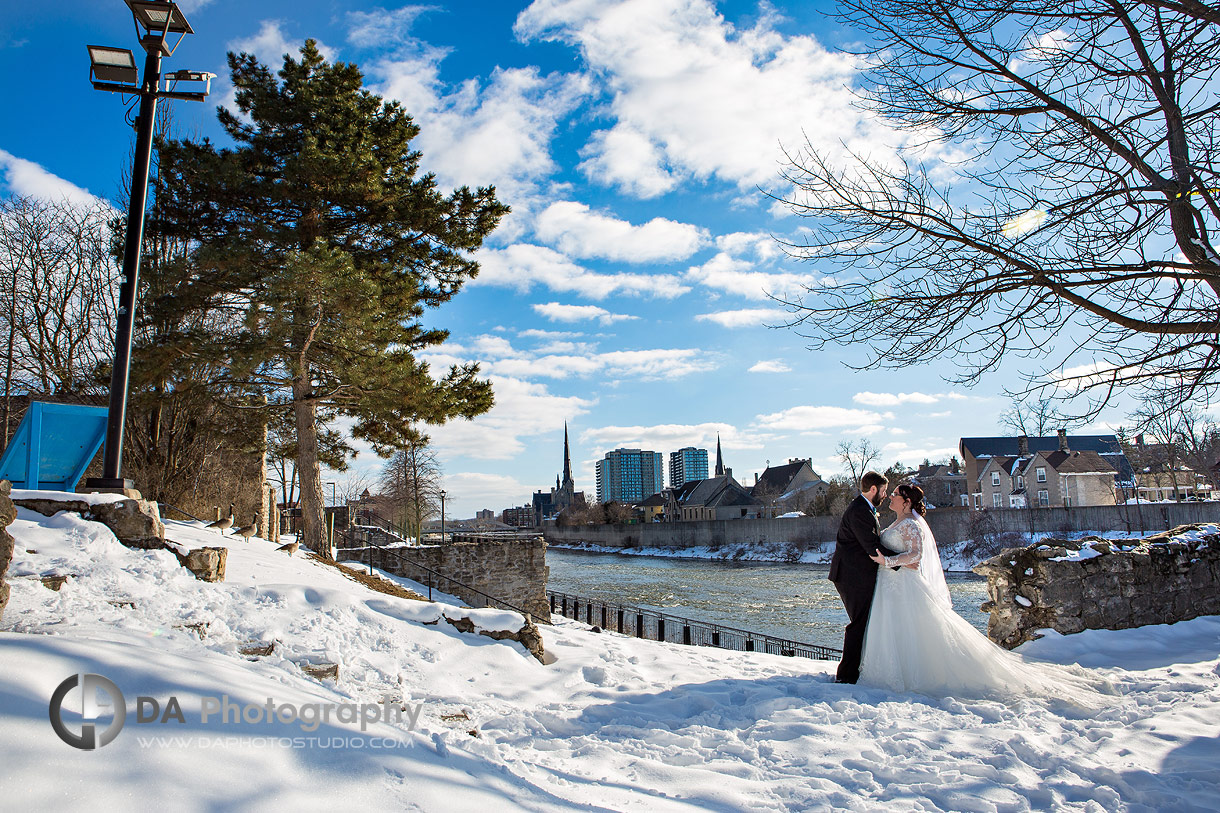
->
xmin=829 ymin=494 xmax=900 ymax=684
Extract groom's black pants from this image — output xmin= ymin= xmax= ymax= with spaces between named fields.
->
xmin=834 ymin=575 xmax=877 ymax=684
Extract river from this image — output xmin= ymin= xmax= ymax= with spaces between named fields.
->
xmin=546 ymin=548 xmax=992 ymax=651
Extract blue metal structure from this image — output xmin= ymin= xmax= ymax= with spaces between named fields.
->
xmin=0 ymin=402 xmax=109 ymax=491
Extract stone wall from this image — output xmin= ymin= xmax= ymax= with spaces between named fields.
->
xmin=0 ymin=481 xmax=15 ymax=623
xmin=973 ymin=524 xmax=1220 ymax=649
xmin=344 ymin=538 xmax=550 ymax=623
xmin=544 ymin=501 xmax=1220 ymax=550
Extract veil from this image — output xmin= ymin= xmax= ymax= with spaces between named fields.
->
xmin=913 ymin=513 xmax=952 ymax=609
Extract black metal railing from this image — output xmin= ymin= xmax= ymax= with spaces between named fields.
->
xmin=337 ymin=529 xmax=531 ymax=617
xmin=158 ymin=503 xmax=210 ymax=524
xmin=546 ymin=590 xmax=842 ymax=661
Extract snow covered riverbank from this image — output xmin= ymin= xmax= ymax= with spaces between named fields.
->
xmin=3 ymin=508 xmax=1218 ymax=811
xmin=548 ymin=529 xmax=1139 ymax=573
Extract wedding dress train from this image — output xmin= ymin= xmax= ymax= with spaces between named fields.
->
xmin=858 ymin=515 xmax=1101 ymax=699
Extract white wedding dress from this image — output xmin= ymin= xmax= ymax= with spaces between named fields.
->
xmin=859 ymin=514 xmax=1099 ymax=699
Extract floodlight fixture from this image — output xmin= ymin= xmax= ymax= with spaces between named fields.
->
xmin=124 ymin=0 xmax=193 ymax=35
xmin=87 ymin=45 xmax=138 ymax=86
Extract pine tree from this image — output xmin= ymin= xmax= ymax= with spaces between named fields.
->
xmin=155 ymin=41 xmax=505 ymax=557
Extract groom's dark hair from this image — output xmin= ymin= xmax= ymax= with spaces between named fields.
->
xmin=860 ymin=471 xmax=888 ymax=492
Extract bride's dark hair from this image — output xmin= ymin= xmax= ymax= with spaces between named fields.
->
xmin=897 ymin=483 xmax=927 ymax=515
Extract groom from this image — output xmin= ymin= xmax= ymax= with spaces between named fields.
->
xmin=829 ymin=471 xmax=901 ymax=684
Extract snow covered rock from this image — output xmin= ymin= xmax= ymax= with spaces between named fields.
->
xmin=975 ymin=523 xmax=1220 ymax=648
xmin=0 ymin=481 xmax=14 ymax=621
xmin=12 ymin=490 xmax=164 ymax=549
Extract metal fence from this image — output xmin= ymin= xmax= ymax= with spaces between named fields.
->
xmin=547 ymin=590 xmax=841 ymax=661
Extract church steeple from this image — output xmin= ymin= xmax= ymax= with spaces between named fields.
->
xmin=562 ymin=422 xmax=574 ymax=490
xmin=715 ymin=433 xmax=725 ymax=477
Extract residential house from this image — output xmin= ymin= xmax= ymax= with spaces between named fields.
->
xmin=961 ymin=430 xmax=1135 ymax=508
xmin=750 ymin=458 xmax=828 ymax=516
xmin=1126 ymin=434 xmax=1214 ymax=501
xmin=910 ymin=461 xmax=968 ymax=508
xmin=667 ymin=475 xmax=764 ymax=521
xmin=639 ymin=492 xmax=667 ymax=522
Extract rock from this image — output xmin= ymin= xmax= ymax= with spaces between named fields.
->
xmin=300 ymin=662 xmax=339 ymax=681
xmin=12 ymin=493 xmax=223 ymax=583
xmin=440 ymin=611 xmax=548 ymax=664
xmin=41 ymin=575 xmax=70 ymax=591
xmin=976 ymin=527 xmax=1220 ymax=648
xmin=0 ymin=481 xmax=15 ymax=622
xmin=172 ymin=547 xmax=227 ymax=583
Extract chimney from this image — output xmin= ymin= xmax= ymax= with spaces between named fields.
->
xmin=1018 ymin=434 xmax=1029 ymax=457
xmin=1057 ymin=428 xmax=1069 ymax=452
xmin=1135 ymin=433 xmax=1145 ymax=446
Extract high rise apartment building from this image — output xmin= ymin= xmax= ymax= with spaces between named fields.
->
xmin=668 ymin=447 xmax=709 ymax=488
xmin=595 ymin=448 xmax=664 ymax=504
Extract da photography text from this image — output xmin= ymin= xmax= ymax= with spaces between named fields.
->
xmin=48 ymin=672 xmax=422 ymax=750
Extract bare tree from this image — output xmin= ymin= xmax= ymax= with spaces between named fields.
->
xmin=0 ymin=195 xmax=119 ymax=404
xmin=837 ymin=438 xmax=882 ymax=486
xmin=1176 ymin=406 xmax=1220 ymax=489
xmin=1130 ymin=394 xmax=1191 ymax=500
xmin=776 ymin=1 xmax=1220 ymax=417
xmin=379 ymin=436 xmax=442 ymax=542
xmin=998 ymin=397 xmax=1080 ymax=437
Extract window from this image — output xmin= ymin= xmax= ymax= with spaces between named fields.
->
xmin=1017 ymin=475 xmax=1025 ymax=489
xmin=1036 ymin=467 xmax=1047 ymax=483
xmin=973 ymin=494 xmax=981 ymax=508
xmin=1038 ymin=489 xmax=1049 ymax=506
xmin=993 ymin=493 xmax=1001 ymax=508
xmin=991 ymin=471 xmax=1000 ymax=486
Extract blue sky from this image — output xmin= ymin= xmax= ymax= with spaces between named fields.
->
xmin=0 ymin=1 xmax=1134 ymax=517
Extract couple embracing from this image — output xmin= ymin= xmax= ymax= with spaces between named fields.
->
xmin=829 ymin=471 xmax=1104 ymax=698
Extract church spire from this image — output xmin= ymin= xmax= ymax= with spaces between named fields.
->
xmin=715 ymin=433 xmax=725 ymax=477
xmin=562 ymin=422 xmax=574 ymax=489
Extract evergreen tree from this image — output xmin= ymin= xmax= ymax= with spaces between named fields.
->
xmin=155 ymin=41 xmax=505 ymax=556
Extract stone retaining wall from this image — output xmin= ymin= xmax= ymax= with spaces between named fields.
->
xmin=973 ymin=524 xmax=1220 ymax=649
xmin=344 ymin=538 xmax=550 ymax=623
xmin=543 ymin=502 xmax=1220 ymax=550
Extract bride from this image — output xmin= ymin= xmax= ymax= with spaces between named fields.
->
xmin=860 ymin=483 xmax=1102 ymax=699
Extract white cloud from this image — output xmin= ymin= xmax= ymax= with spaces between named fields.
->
xmin=473 ymin=244 xmax=689 ymax=299
xmin=534 ymin=201 xmax=706 ymax=262
xmin=532 ymin=302 xmax=639 ymax=325
xmin=748 ymin=359 xmax=791 ymax=374
xmin=422 ymin=337 xmax=711 ymax=382
xmin=424 ymin=375 xmax=593 ymax=460
xmin=685 ymin=252 xmax=827 ymax=301
xmin=441 ymin=471 xmax=535 ymax=512
xmin=0 ymin=150 xmax=105 ymax=208
xmin=229 ymin=21 xmax=334 ymax=69
xmin=853 ymin=391 xmax=941 ymax=407
xmin=754 ymin=405 xmax=892 ymax=434
xmin=715 ymin=231 xmax=780 ymax=260
xmin=580 ymin=422 xmax=765 ymax=454
xmin=515 ymin=0 xmax=896 ymax=198
xmin=518 ymin=328 xmax=584 ymax=340
xmin=695 ymin=308 xmax=789 ymax=328
xmin=346 ymin=6 xmax=434 ymax=49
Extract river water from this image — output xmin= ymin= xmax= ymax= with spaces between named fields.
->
xmin=546 ymin=549 xmax=991 ymax=651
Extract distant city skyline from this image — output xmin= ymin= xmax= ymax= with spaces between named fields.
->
xmin=0 ymin=0 xmax=1148 ymax=518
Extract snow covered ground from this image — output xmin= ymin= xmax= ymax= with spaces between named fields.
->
xmin=3 ymin=507 xmax=1219 ymax=811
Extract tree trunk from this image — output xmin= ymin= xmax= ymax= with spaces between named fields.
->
xmin=292 ymin=376 xmax=328 ymax=558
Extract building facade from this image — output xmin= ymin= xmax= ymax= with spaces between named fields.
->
xmin=596 ymin=448 xmax=664 ymax=504
xmin=668 ymin=446 xmax=709 ymax=488
xmin=961 ymin=431 xmax=1135 ymax=509
xmin=533 ymin=423 xmax=585 ymax=525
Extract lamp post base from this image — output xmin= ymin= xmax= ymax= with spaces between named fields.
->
xmin=82 ymin=477 xmax=140 ymax=498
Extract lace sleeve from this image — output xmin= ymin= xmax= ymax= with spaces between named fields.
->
xmin=884 ymin=519 xmax=923 ymax=567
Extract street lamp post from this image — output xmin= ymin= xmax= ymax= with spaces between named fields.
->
xmin=439 ymin=490 xmax=446 ymax=544
xmin=85 ymin=1 xmax=214 ymax=491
